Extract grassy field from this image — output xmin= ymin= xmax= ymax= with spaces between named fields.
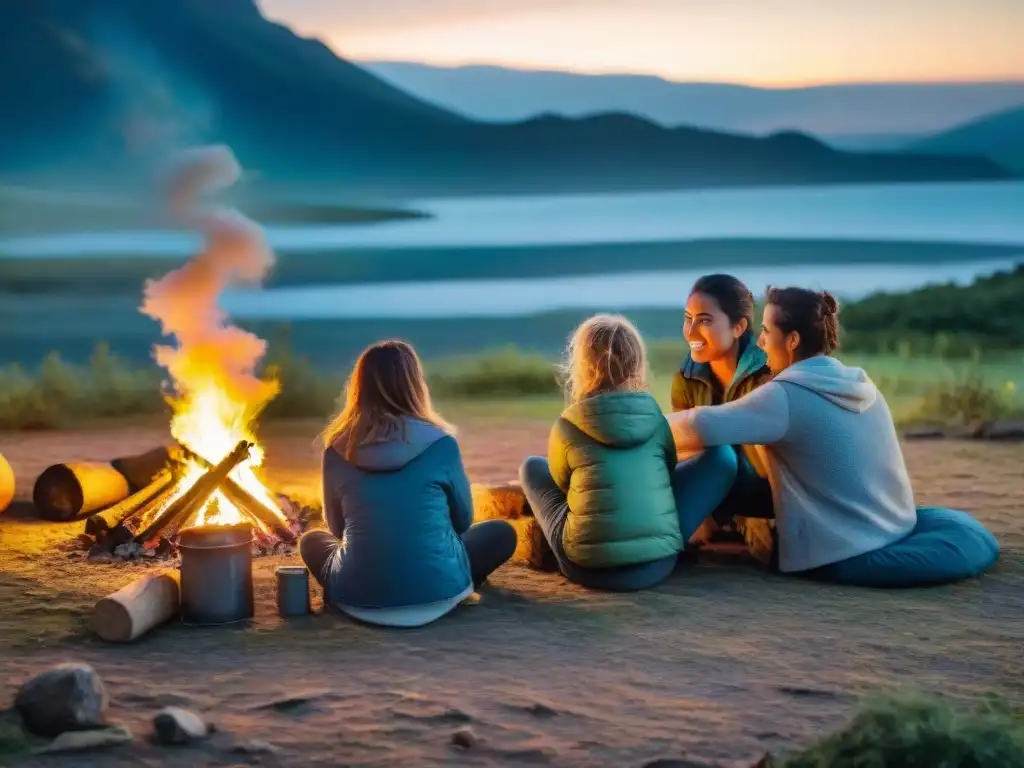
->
xmin=1 ymin=339 xmax=1020 ymax=431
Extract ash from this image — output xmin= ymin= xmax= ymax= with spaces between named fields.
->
xmin=62 ymin=496 xmax=322 ymax=564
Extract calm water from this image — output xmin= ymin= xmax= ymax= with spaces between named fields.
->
xmin=3 ymin=181 xmax=1023 ymax=258
xmin=4 ymin=181 xmax=1023 ymax=320
xmin=220 ymin=258 xmax=1020 ymax=319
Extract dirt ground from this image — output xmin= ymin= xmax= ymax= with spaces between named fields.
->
xmin=1 ymin=418 xmax=1022 ymax=767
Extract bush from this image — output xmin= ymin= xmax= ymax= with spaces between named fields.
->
xmin=911 ymin=376 xmax=1020 ymax=427
xmin=428 ymin=346 xmax=559 ymax=399
xmin=775 ymin=692 xmax=1024 ymax=768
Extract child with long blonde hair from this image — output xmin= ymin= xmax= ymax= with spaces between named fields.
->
xmin=519 ymin=314 xmax=738 ymax=590
xmin=301 ymin=340 xmax=517 ymax=627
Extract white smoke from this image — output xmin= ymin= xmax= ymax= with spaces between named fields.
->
xmin=141 ymin=145 xmax=279 ymax=410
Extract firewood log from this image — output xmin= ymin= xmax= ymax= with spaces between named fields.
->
xmin=0 ymin=450 xmax=14 ymax=515
xmin=133 ymin=441 xmax=252 ymax=543
xmin=110 ymin=444 xmax=183 ymax=492
xmin=84 ymin=469 xmax=176 ymax=536
xmin=88 ymin=569 xmax=181 ymax=643
xmin=33 ymin=462 xmax=131 ymax=522
xmin=471 ymin=482 xmax=557 ymax=572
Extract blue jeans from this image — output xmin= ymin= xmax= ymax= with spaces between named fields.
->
xmin=518 ymin=446 xmax=738 ymax=591
xmin=804 ymin=507 xmax=1000 ymax=588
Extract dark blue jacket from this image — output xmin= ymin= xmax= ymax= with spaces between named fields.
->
xmin=320 ymin=418 xmax=474 ymax=609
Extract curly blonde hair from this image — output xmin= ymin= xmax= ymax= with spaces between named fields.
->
xmin=559 ymin=314 xmax=649 ymax=403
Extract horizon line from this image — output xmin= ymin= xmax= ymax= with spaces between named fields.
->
xmin=355 ymin=58 xmax=1024 ymax=90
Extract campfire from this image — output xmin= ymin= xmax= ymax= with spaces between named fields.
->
xmin=54 ymin=146 xmax=319 ymax=563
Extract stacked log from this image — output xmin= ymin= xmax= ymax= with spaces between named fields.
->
xmin=471 ymin=482 xmax=557 ymax=572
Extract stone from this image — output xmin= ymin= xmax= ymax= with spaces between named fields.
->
xmin=450 ymin=727 xmax=477 ymax=749
xmin=36 ymin=725 xmax=132 ymax=754
xmin=153 ymin=706 xmax=210 ymax=744
xmin=14 ymin=663 xmax=108 ymax=737
xmin=113 ymin=541 xmax=142 ymax=560
xmin=979 ymin=421 xmax=1024 ymax=441
xmin=230 ymin=739 xmax=280 ymax=756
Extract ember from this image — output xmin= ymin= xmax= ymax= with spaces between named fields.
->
xmin=61 ymin=145 xmax=324 ymax=563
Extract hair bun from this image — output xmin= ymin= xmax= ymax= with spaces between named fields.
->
xmin=820 ymin=291 xmax=839 ymax=316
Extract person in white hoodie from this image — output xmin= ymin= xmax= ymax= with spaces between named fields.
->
xmin=668 ymin=286 xmax=999 ymax=587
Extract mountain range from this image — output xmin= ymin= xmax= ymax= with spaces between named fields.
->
xmin=0 ymin=0 xmax=1014 ymax=196
xmin=909 ymin=106 xmax=1024 ymax=174
xmin=364 ymin=62 xmax=1024 ymax=142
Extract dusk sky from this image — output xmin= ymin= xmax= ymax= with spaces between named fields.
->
xmin=258 ymin=0 xmax=1024 ymax=86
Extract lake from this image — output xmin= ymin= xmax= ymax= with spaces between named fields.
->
xmin=3 ymin=181 xmax=1023 ymax=321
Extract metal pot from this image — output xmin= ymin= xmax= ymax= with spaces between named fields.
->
xmin=178 ymin=523 xmax=254 ymax=626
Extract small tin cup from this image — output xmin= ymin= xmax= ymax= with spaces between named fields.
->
xmin=276 ymin=566 xmax=311 ymax=617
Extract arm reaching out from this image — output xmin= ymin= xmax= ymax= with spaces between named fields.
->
xmin=668 ymin=382 xmax=790 ymax=453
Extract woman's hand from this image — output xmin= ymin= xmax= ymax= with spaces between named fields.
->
xmin=666 ymin=408 xmax=705 ymax=454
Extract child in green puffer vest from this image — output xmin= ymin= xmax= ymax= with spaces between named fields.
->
xmin=519 ymin=313 xmax=739 ymax=591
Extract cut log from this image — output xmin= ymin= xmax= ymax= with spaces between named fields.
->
xmin=33 ymin=462 xmax=131 ymax=522
xmin=0 ymin=450 xmax=14 ymax=515
xmin=110 ymin=444 xmax=183 ymax=491
xmin=471 ymin=482 xmax=557 ymax=572
xmin=88 ymin=569 xmax=181 ymax=643
xmin=84 ymin=469 xmax=176 ymax=537
xmin=133 ymin=441 xmax=252 ymax=543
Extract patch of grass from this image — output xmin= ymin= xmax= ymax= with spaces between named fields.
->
xmin=0 ymin=713 xmax=30 ymax=758
xmin=775 ymin=691 xmax=1024 ymax=768
xmin=0 ymin=339 xmax=1021 ymax=431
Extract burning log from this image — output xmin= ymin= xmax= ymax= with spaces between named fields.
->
xmin=219 ymin=481 xmax=297 ymax=542
xmin=88 ymin=569 xmax=181 ymax=643
xmin=83 ymin=469 xmax=177 ymax=537
xmin=133 ymin=440 xmax=253 ymax=544
xmin=33 ymin=462 xmax=131 ymax=522
xmin=180 ymin=446 xmax=295 ymax=542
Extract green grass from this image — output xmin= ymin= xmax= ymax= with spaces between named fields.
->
xmin=774 ymin=691 xmax=1024 ymax=768
xmin=1 ymin=338 xmax=1020 ymax=431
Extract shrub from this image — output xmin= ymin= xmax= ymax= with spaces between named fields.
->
xmin=775 ymin=691 xmax=1024 ymax=768
xmin=428 ymin=346 xmax=559 ymax=399
xmin=911 ymin=376 xmax=1020 ymax=427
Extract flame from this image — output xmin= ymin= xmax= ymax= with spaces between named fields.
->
xmin=135 ymin=145 xmax=289 ymax=536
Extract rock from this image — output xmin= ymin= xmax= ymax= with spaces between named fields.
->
xmin=36 ymin=725 xmax=132 ymax=754
xmin=450 ymin=727 xmax=477 ymax=749
xmin=113 ymin=541 xmax=142 ymax=560
xmin=903 ymin=426 xmax=948 ymax=440
xmin=230 ymin=739 xmax=280 ymax=756
xmin=108 ymin=524 xmax=134 ymax=546
xmin=153 ymin=706 xmax=210 ymax=744
xmin=978 ymin=421 xmax=1024 ymax=441
xmin=14 ymin=663 xmax=108 ymax=737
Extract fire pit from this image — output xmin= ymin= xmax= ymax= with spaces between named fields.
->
xmin=50 ymin=146 xmax=322 ymax=564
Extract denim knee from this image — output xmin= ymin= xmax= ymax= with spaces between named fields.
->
xmin=518 ymin=455 xmax=549 ymax=488
xmin=703 ymin=445 xmax=740 ymax=483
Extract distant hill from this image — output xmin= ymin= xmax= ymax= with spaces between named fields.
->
xmin=363 ymin=61 xmax=1024 ymax=140
xmin=0 ymin=0 xmax=1012 ymax=196
xmin=909 ymin=106 xmax=1024 ymax=173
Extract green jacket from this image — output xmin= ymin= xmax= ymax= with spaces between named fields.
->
xmin=670 ymin=332 xmax=773 ymax=475
xmin=547 ymin=391 xmax=683 ymax=568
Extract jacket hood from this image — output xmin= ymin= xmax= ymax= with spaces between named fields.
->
xmin=561 ymin=391 xmax=665 ymax=448
xmin=335 ymin=417 xmax=450 ymax=471
xmin=774 ymin=355 xmax=878 ymax=413
xmin=681 ymin=330 xmax=768 ymax=397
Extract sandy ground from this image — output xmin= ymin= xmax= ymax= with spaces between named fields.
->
xmin=1 ymin=417 xmax=1022 ymax=767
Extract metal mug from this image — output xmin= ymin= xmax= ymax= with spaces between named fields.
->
xmin=276 ymin=565 xmax=311 ymax=617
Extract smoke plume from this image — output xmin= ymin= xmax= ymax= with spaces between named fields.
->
xmin=141 ymin=145 xmax=279 ymax=414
